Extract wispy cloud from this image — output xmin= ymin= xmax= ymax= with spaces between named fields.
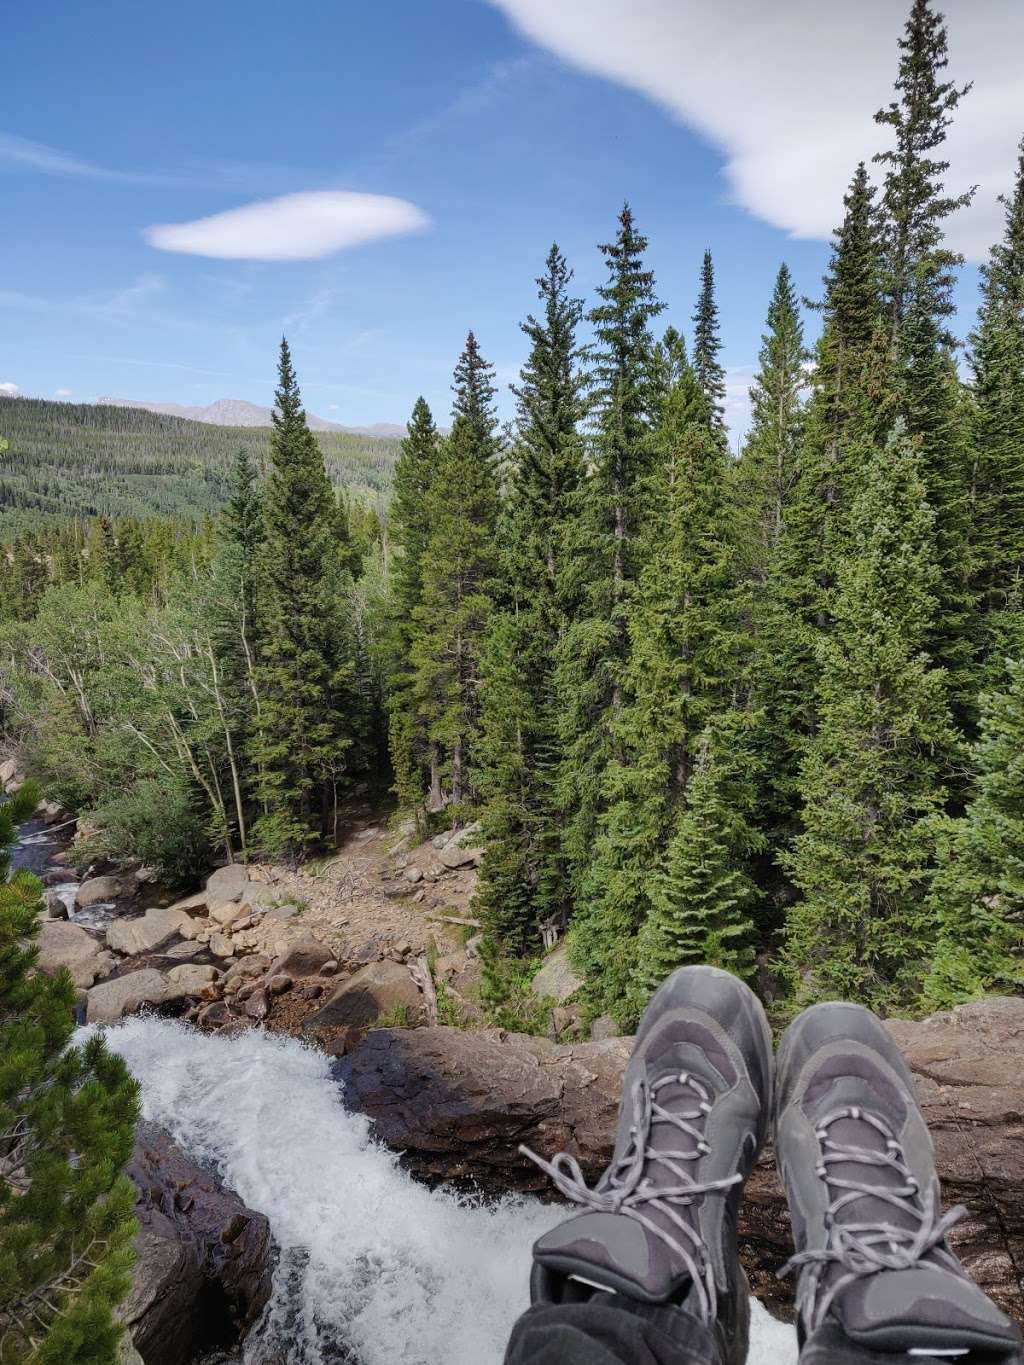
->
xmin=0 ymin=131 xmax=174 ymax=185
xmin=0 ymin=380 xmax=20 ymax=397
xmin=53 ymin=388 xmax=73 ymax=398
xmin=145 ymin=191 xmax=429 ymax=262
xmin=283 ymin=286 xmax=341 ymax=332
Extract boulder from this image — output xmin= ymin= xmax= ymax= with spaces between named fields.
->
xmin=529 ymin=943 xmax=583 ymax=1004
xmin=304 ymin=959 xmax=422 ymax=1041
xmin=338 ymin=999 xmax=1024 ymax=1325
xmin=404 ymin=865 xmax=424 ymax=884
xmin=210 ymin=899 xmax=251 ymax=928
xmin=165 ymin=964 xmax=219 ymax=998
xmin=107 ymin=906 xmax=191 ymax=957
xmin=77 ymin=874 xmax=125 ymax=907
xmin=264 ymin=902 xmax=299 ymax=922
xmin=37 ymin=919 xmax=113 ymax=989
xmin=590 ymin=1013 xmax=619 ymax=1041
xmin=209 ymin=932 xmax=235 ymax=959
xmin=205 ymin=862 xmax=250 ymax=909
xmin=166 ymin=890 xmax=209 ymax=915
xmin=43 ymin=889 xmax=70 ymax=920
xmin=86 ymin=968 xmax=171 ymax=1024
xmin=0 ymin=756 xmax=20 ymax=790
xmin=268 ymin=938 xmax=334 ymax=979
xmin=123 ymin=1121 xmax=272 ymax=1365
xmin=439 ymin=840 xmax=484 ymax=870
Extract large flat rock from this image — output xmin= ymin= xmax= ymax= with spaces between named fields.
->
xmin=338 ymin=999 xmax=1024 ymax=1323
xmin=36 ymin=919 xmax=113 ymax=988
xmin=107 ymin=906 xmax=191 ymax=957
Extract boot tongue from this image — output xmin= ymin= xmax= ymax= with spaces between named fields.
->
xmin=822 ymin=1115 xmax=1021 ymax=1356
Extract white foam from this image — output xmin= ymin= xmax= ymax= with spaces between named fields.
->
xmin=100 ymin=1017 xmax=798 ymax=1365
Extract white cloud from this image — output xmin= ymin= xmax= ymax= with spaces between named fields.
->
xmin=0 ymin=381 xmax=20 ymax=397
xmin=54 ymin=387 xmax=73 ymax=398
xmin=145 ymin=191 xmax=429 ymax=261
xmin=484 ymin=0 xmax=1024 ymax=261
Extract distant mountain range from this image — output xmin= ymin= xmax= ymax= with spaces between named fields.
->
xmin=96 ymin=396 xmax=407 ymax=439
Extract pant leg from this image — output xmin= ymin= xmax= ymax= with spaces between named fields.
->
xmin=504 ymin=1296 xmax=722 ymax=1365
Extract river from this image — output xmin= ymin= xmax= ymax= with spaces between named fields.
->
xmin=9 ymin=816 xmax=796 ymax=1365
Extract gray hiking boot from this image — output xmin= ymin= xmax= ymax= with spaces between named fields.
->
xmin=776 ymin=1001 xmax=1023 ymax=1365
xmin=520 ymin=966 xmax=774 ymax=1365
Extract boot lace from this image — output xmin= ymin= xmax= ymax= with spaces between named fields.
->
xmin=520 ymin=1070 xmax=741 ymax=1323
xmin=781 ymin=1104 xmax=966 ymax=1330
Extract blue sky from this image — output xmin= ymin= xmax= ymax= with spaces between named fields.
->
xmin=3 ymin=0 xmax=1023 ymax=441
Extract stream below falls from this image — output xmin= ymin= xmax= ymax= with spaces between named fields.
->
xmin=96 ymin=1017 xmax=799 ymax=1365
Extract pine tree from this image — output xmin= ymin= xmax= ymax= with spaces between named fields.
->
xmin=968 ymin=137 xmax=1024 ymax=633
xmin=556 ymin=204 xmax=664 ymax=891
xmin=758 ymin=167 xmax=892 ymax=908
xmin=571 ymin=388 xmax=739 ymax=1018
xmin=784 ymin=423 xmax=958 ymax=1011
xmin=474 ymin=245 xmax=586 ymax=952
xmin=411 ymin=338 xmax=500 ymax=812
xmin=873 ymin=0 xmax=973 ymax=342
xmin=1 ymin=785 xmax=140 ymax=1364
xmin=633 ymin=724 xmax=758 ymax=1001
xmin=451 ymin=330 xmax=499 ymax=461
xmin=692 ymin=250 xmax=727 ymax=432
xmin=733 ymin=263 xmax=809 ymax=586
xmin=252 ymin=338 xmax=356 ymax=853
xmin=924 ymin=658 xmax=1024 ymax=1006
xmin=386 ymin=397 xmax=441 ymax=809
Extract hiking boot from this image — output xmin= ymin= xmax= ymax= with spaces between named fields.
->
xmin=521 ymin=966 xmax=774 ymax=1365
xmin=776 ymin=1001 xmax=1023 ymax=1365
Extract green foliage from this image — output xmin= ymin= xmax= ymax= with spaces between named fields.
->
xmin=474 ymin=245 xmax=587 ymax=951
xmin=923 ymin=658 xmax=1024 ymax=1007
xmin=372 ymin=1003 xmax=413 ymax=1029
xmin=252 ymin=339 xmax=359 ymax=854
xmin=72 ymin=777 xmax=210 ymax=888
xmin=633 ymin=727 xmax=758 ymax=1009
xmin=783 ymin=424 xmax=958 ymax=1012
xmin=0 ymin=396 xmax=396 ymax=535
xmin=691 ymin=249 xmax=727 ymax=431
xmin=0 ymin=788 xmax=140 ymax=1365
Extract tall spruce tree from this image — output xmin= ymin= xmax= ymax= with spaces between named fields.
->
xmin=873 ymin=0 xmax=977 ymax=724
xmin=784 ymin=423 xmax=958 ymax=1011
xmin=452 ymin=330 xmax=500 ymax=461
xmin=968 ymin=137 xmax=1024 ymax=636
xmin=571 ymin=383 xmax=740 ymax=1018
xmin=474 ymin=246 xmax=586 ymax=952
xmin=252 ymin=338 xmax=356 ymax=852
xmin=556 ymin=204 xmax=663 ymax=895
xmin=758 ymin=167 xmax=892 ymax=910
xmin=733 ymin=263 xmax=809 ymax=586
xmin=924 ymin=657 xmax=1024 ymax=1007
xmin=411 ymin=338 xmax=500 ymax=812
xmin=1 ymin=786 xmax=140 ymax=1364
xmin=873 ymin=0 xmax=973 ymax=342
xmin=633 ymin=723 xmax=758 ymax=1003
xmin=692 ymin=250 xmax=727 ymax=432
xmin=386 ymin=397 xmax=441 ymax=809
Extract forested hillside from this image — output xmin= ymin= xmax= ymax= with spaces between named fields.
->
xmin=0 ymin=396 xmax=397 ymax=532
xmin=2 ymin=0 xmax=1022 ymax=1032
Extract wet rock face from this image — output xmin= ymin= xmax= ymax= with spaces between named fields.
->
xmin=123 ymin=1121 xmax=273 ymax=1365
xmin=338 ymin=1000 xmax=1024 ymax=1324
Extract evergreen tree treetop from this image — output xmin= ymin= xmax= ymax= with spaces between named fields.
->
xmin=452 ymin=330 xmax=499 ymax=458
xmin=692 ymin=249 xmax=727 ymax=430
xmin=874 ymin=0 xmax=974 ymax=335
xmin=980 ymin=134 xmax=1024 ymax=308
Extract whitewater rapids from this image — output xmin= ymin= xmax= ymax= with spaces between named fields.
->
xmin=101 ymin=1017 xmax=798 ymax=1365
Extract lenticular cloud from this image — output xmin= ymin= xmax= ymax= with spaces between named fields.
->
xmin=145 ymin=190 xmax=429 ymax=261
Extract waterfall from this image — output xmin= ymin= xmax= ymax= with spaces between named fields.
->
xmin=101 ymin=1018 xmax=798 ymax=1365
